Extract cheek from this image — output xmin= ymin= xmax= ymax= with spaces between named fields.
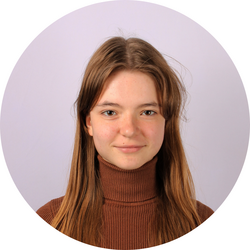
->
xmin=92 ymin=122 xmax=118 ymax=144
xmin=144 ymin=121 xmax=165 ymax=146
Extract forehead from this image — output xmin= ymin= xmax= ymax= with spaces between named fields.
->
xmin=97 ymin=70 xmax=159 ymax=105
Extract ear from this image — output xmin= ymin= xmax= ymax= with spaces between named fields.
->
xmin=85 ymin=115 xmax=93 ymax=136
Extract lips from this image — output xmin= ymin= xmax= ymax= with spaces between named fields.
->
xmin=115 ymin=145 xmax=144 ymax=153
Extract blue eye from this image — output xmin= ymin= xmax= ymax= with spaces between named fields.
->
xmin=142 ymin=110 xmax=156 ymax=116
xmin=102 ymin=110 xmax=116 ymax=116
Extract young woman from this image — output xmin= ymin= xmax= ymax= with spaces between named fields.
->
xmin=37 ymin=37 xmax=213 ymax=249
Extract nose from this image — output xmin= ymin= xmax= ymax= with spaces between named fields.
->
xmin=119 ymin=114 xmax=138 ymax=138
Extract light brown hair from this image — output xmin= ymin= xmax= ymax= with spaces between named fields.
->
xmin=51 ymin=37 xmax=201 ymax=246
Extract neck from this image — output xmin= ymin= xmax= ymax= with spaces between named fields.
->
xmin=97 ymin=155 xmax=158 ymax=203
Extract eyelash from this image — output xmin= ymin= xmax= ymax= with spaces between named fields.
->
xmin=102 ymin=110 xmax=117 ymax=116
xmin=101 ymin=110 xmax=156 ymax=117
xmin=141 ymin=110 xmax=156 ymax=116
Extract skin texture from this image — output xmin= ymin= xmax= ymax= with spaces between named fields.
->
xmin=86 ymin=70 xmax=165 ymax=170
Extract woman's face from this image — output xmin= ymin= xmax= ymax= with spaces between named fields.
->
xmin=86 ymin=70 xmax=165 ymax=170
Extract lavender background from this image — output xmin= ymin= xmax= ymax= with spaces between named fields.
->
xmin=1 ymin=0 xmax=249 ymax=223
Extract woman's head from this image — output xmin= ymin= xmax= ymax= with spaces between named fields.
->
xmin=76 ymin=37 xmax=186 ymax=169
xmin=85 ymin=70 xmax=165 ymax=170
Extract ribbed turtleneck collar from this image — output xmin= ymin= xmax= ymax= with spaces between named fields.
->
xmin=98 ymin=155 xmax=158 ymax=203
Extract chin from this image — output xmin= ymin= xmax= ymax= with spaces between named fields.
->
xmin=115 ymin=157 xmax=147 ymax=170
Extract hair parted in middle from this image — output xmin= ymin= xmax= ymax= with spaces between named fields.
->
xmin=51 ymin=36 xmax=201 ymax=247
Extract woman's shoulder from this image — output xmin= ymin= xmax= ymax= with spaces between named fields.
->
xmin=36 ymin=196 xmax=64 ymax=224
xmin=196 ymin=200 xmax=214 ymax=223
xmin=36 ymin=197 xmax=213 ymax=225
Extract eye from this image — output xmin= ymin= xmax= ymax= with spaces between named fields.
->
xmin=102 ymin=110 xmax=116 ymax=116
xmin=142 ymin=110 xmax=156 ymax=116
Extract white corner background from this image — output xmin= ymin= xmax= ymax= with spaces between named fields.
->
xmin=0 ymin=1 xmax=249 ymax=250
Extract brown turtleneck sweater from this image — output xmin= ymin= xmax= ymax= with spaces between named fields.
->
xmin=37 ymin=156 xmax=213 ymax=249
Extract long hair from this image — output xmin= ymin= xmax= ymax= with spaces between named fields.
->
xmin=51 ymin=37 xmax=201 ymax=246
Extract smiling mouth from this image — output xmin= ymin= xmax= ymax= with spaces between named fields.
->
xmin=115 ymin=145 xmax=144 ymax=153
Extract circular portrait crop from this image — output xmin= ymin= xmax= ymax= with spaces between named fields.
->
xmin=1 ymin=1 xmax=249 ymax=249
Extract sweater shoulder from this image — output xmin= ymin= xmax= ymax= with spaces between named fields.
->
xmin=196 ymin=200 xmax=214 ymax=223
xmin=36 ymin=196 xmax=64 ymax=224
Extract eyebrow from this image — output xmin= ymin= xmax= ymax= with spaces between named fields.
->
xmin=96 ymin=101 xmax=160 ymax=108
